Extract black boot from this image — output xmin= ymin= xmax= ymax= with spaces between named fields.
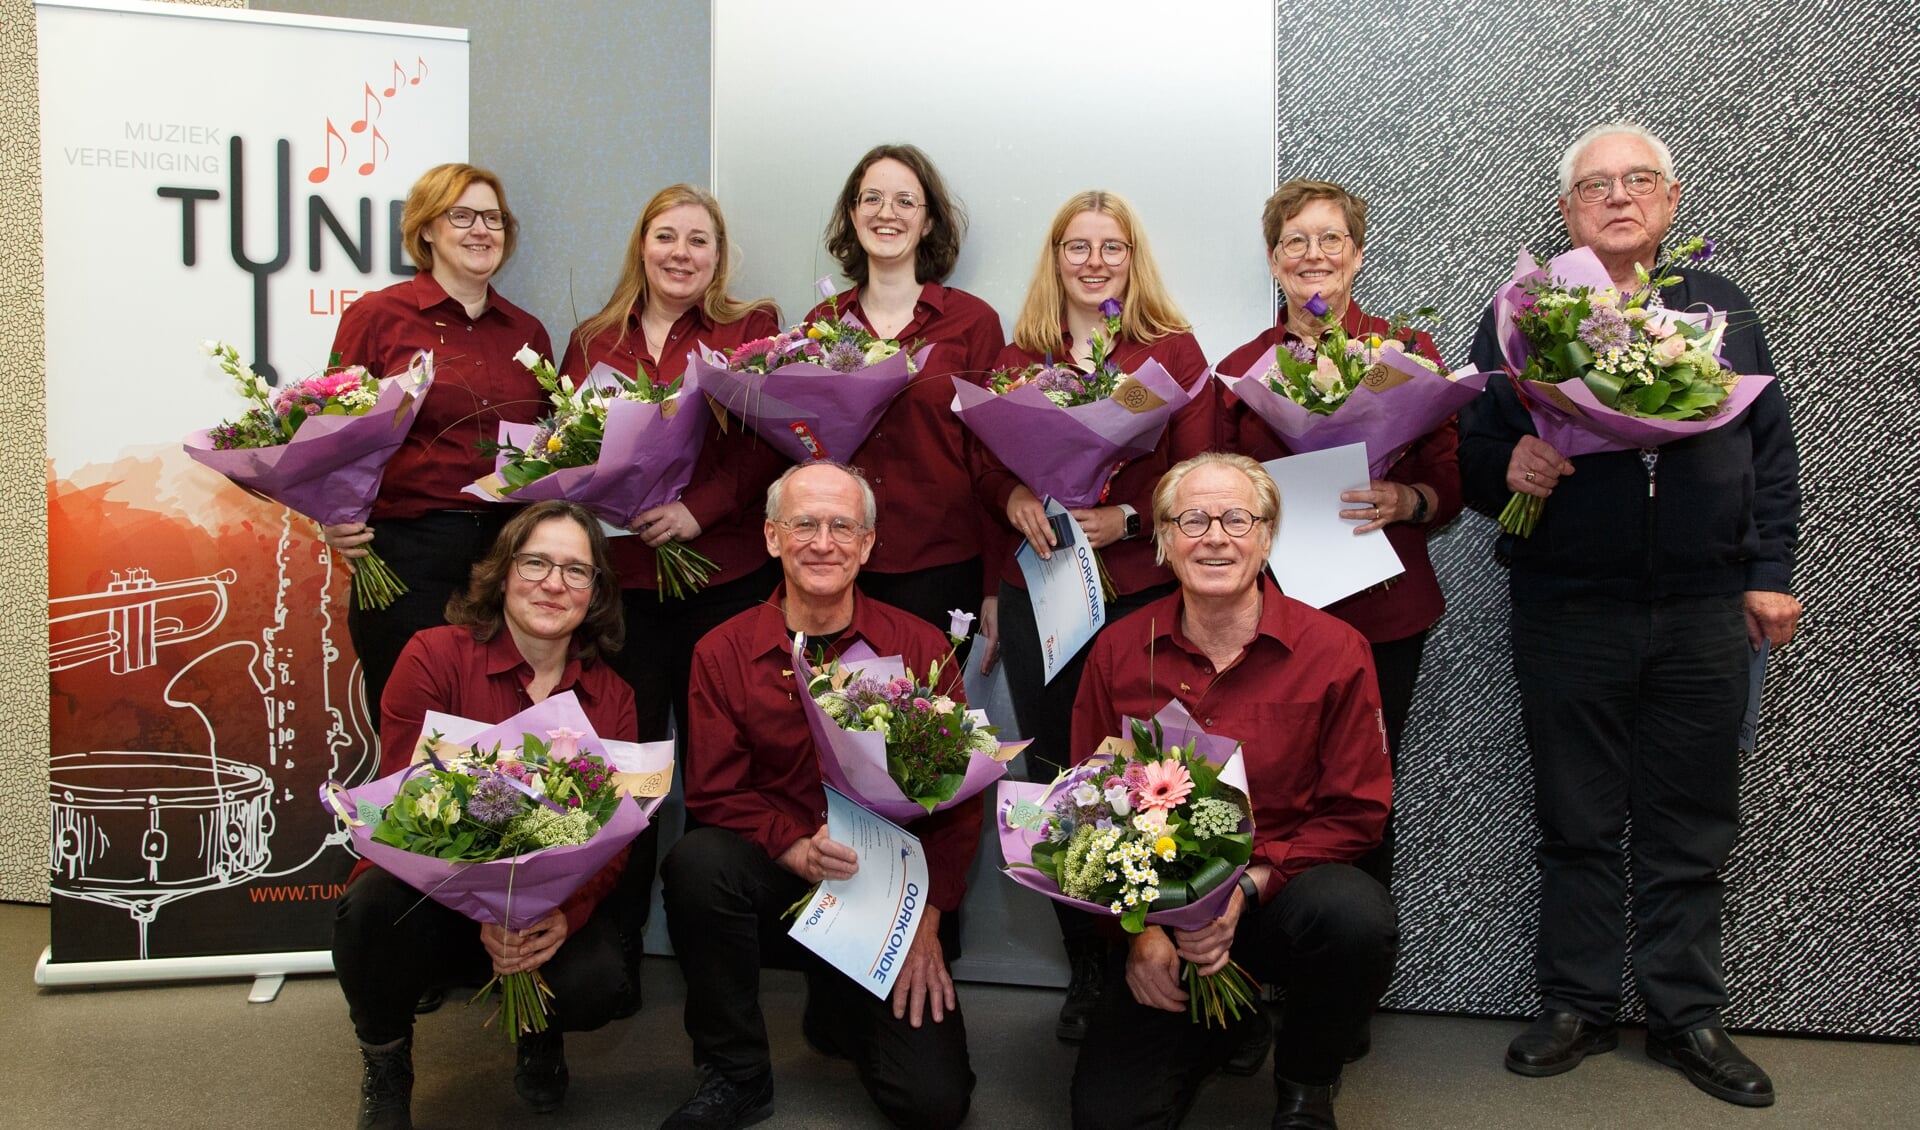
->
xmin=357 ymin=1037 xmax=413 ymax=1130
xmin=1056 ymin=940 xmax=1107 ymax=1043
xmin=514 ymin=1028 xmax=570 ymax=1113
xmin=1272 ymin=1075 xmax=1337 ymax=1130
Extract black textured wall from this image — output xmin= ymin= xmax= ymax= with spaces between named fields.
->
xmin=1272 ymin=1 xmax=1920 ymax=1037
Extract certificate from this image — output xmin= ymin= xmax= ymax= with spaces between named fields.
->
xmin=788 ymin=786 xmax=931 ymax=999
xmin=1261 ymin=444 xmax=1404 ymax=608
xmin=1016 ymin=498 xmax=1107 ymax=683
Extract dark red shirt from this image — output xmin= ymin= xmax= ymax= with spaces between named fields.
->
xmin=975 ymin=330 xmax=1216 ymax=595
xmin=330 ymin=273 xmax=555 ymax=522
xmin=369 ymin=624 xmax=640 ymax=934
xmin=559 ymin=304 xmax=788 ymax=590
xmin=1070 ymin=576 xmax=1390 ymax=894
xmin=686 ymin=585 xmax=982 ymax=911
xmin=805 ymin=284 xmax=1005 ymax=574
xmin=1216 ymin=303 xmax=1462 ymax=643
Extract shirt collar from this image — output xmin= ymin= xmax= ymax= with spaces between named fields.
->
xmin=478 ymin=627 xmax=596 ymax=703
xmin=845 ymin=281 xmax=945 ymax=323
xmin=1274 ymin=299 xmax=1372 ymax=342
xmin=408 ymin=271 xmax=506 ymax=324
xmin=748 ymin=580 xmax=880 ymax=661
xmin=629 ymin=302 xmax=717 ymax=336
xmin=1159 ymin=575 xmax=1298 ymax=659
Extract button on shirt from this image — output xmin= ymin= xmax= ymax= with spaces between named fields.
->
xmin=1070 ymin=577 xmax=1390 ymax=892
xmin=1217 ymin=303 xmax=1462 ymax=643
xmin=686 ymin=585 xmax=983 ymax=911
xmin=559 ymin=304 xmax=788 ymax=589
xmin=805 ymin=284 xmax=1005 ymax=575
xmin=330 ymin=273 xmax=554 ymax=522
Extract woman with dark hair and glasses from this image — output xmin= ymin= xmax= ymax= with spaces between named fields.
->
xmin=334 ymin=500 xmax=639 ymax=1128
xmin=804 ymin=144 xmax=1004 ymax=651
xmin=973 ymin=189 xmax=1216 ymax=1044
xmin=321 ymin=162 xmax=554 ymax=736
xmin=1216 ymin=178 xmax=1462 ymax=893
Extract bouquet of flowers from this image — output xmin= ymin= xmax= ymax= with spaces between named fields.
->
xmin=184 ymin=340 xmax=432 ymax=610
xmin=689 ymin=314 xmax=931 ymax=463
xmin=321 ymin=692 xmax=670 ymax=1041
xmin=1215 ymin=294 xmax=1487 ymax=479
xmin=465 ymin=347 xmax=715 ymax=597
xmin=794 ymin=613 xmax=1027 ymax=822
xmin=1487 ymin=238 xmax=1776 ymax=535
xmin=999 ymin=701 xmax=1259 ymax=1027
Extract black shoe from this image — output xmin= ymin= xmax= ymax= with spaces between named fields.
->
xmin=514 ymin=1028 xmax=569 ymax=1113
xmin=412 ymin=987 xmax=445 ymax=1015
xmin=1223 ymin=1007 xmax=1274 ymax=1076
xmin=1056 ymin=940 xmax=1106 ymax=1043
xmin=660 ymin=1067 xmax=775 ymax=1130
xmin=1272 ymin=1075 xmax=1337 ymax=1130
xmin=1647 ymin=1026 xmax=1775 ymax=1107
xmin=1504 ymin=1010 xmax=1618 ymax=1077
xmin=357 ymin=1037 xmax=413 ymax=1130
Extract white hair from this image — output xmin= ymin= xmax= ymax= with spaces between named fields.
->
xmin=764 ymin=460 xmax=877 ymax=529
xmin=1556 ymin=121 xmax=1678 ymax=198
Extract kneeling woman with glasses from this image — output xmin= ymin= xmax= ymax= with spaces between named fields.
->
xmin=334 ymin=500 xmax=639 ymax=1128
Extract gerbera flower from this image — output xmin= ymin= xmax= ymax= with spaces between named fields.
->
xmin=1136 ymin=760 xmax=1193 ymax=811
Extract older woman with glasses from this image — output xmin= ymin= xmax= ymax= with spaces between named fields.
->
xmin=1216 ymin=178 xmax=1462 ymax=890
xmin=974 ymin=189 xmax=1215 ymax=1044
xmin=334 ymin=500 xmax=639 ymax=1128
xmin=804 ymin=144 xmax=1004 ymax=650
xmin=322 ymin=163 xmax=555 ymax=734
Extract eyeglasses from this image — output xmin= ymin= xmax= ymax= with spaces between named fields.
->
xmin=776 ymin=515 xmax=868 ymax=545
xmin=1570 ymin=170 xmax=1665 ymax=204
xmin=444 ymin=207 xmax=507 ymax=230
xmin=856 ymin=190 xmax=922 ymax=215
xmin=1277 ymin=230 xmax=1351 ymax=259
xmin=1059 ymin=239 xmax=1132 ymax=266
xmin=513 ymin=553 xmax=598 ymax=589
xmin=1170 ymin=508 xmax=1270 ymax=538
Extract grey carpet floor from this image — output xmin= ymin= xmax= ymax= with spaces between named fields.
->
xmin=8 ymin=903 xmax=1915 ymax=1128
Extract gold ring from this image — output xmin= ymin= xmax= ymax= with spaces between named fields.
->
xmin=1525 ymin=470 xmax=1537 ymax=483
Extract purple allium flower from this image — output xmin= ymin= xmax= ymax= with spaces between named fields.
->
xmin=1690 ymin=238 xmax=1716 ymax=263
xmin=824 ymin=337 xmax=864 ymax=371
xmin=1304 ymin=293 xmax=1330 ymax=318
xmin=1098 ymin=298 xmax=1123 ymax=319
xmin=1284 ymin=340 xmax=1317 ymax=365
xmin=1578 ymin=306 xmax=1631 ymax=353
xmin=1036 ymin=366 xmax=1088 ymax=397
xmin=468 ymin=774 xmax=523 ymax=827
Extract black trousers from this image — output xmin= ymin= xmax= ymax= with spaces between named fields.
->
xmin=1070 ymin=864 xmax=1398 ymax=1128
xmin=1511 ymin=593 xmax=1748 ymax=1037
xmin=332 ymin=867 xmax=633 ymax=1046
xmin=1354 ymin=629 xmax=1428 ymax=889
xmin=661 ymin=827 xmax=973 ymax=1130
xmin=857 ymin=559 xmax=984 ymax=670
xmin=345 ymin=510 xmax=511 ymax=732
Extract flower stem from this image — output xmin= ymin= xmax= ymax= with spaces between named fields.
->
xmin=352 ymin=547 xmax=409 ymax=610
xmin=1185 ymin=960 xmax=1261 ymax=1028
xmin=1497 ymin=492 xmax=1544 ymax=537
xmin=655 ymin=540 xmax=719 ymax=601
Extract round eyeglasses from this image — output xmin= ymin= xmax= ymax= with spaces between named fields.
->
xmin=856 ymin=190 xmax=921 ymax=215
xmin=1571 ymin=170 xmax=1665 ymax=204
xmin=1277 ymin=230 xmax=1350 ymax=259
xmin=444 ymin=206 xmax=507 ymax=230
xmin=513 ymin=553 xmax=598 ymax=589
xmin=1059 ymin=239 xmax=1132 ymax=266
xmin=1170 ymin=508 xmax=1270 ymax=538
xmin=777 ymin=516 xmax=868 ymax=545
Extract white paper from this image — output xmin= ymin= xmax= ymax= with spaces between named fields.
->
xmin=788 ymin=786 xmax=931 ymax=999
xmin=1261 ymin=444 xmax=1405 ymax=609
xmin=1016 ymin=499 xmax=1108 ymax=683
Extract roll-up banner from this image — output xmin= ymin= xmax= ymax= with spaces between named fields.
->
xmin=37 ymin=0 xmax=468 ymax=981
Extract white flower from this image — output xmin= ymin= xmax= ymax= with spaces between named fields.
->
xmin=1071 ymin=781 xmax=1102 ymax=808
xmin=864 ymin=340 xmax=900 ymax=365
xmin=947 ymin=609 xmax=976 ymax=640
xmin=514 ymin=343 xmax=541 ymax=369
xmin=1103 ymin=782 xmax=1132 ymax=817
xmin=199 ymin=340 xmax=221 ymax=357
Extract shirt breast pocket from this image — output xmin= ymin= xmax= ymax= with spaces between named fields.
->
xmin=1230 ymin=702 xmax=1323 ymax=808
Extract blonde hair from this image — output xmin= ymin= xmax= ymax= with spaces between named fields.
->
xmin=573 ymin=184 xmax=777 ymax=356
xmin=400 ymin=163 xmax=517 ymax=272
xmin=1151 ymin=452 xmax=1280 ymax=566
xmin=1010 ymin=191 xmax=1190 ymax=356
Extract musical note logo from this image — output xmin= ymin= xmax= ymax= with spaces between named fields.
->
xmin=350 ymin=82 xmax=381 ymax=133
xmin=381 ymin=60 xmax=407 ymax=98
xmin=358 ymin=125 xmax=389 ymax=177
xmin=413 ymin=55 xmax=428 ymax=83
xmin=306 ymin=118 xmax=346 ymax=184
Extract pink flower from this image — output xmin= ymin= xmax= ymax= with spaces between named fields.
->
xmin=546 ymin=727 xmax=586 ymax=760
xmin=1136 ymin=760 xmax=1193 ymax=811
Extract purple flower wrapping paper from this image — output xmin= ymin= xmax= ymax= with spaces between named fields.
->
xmin=687 ymin=344 xmax=931 ymax=465
xmin=997 ymin=700 xmax=1251 ymax=931
xmin=949 ymin=358 xmax=1190 ymax=507
xmin=1217 ymin=350 xmax=1488 ymax=480
xmin=797 ymin=638 xmax=1026 ymax=825
xmin=323 ymin=692 xmax=655 ymax=931
xmin=462 ymin=363 xmax=709 ymax=529
xmin=183 ymin=373 xmax=430 ymax=526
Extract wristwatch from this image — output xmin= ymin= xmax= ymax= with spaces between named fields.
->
xmin=1409 ymin=487 xmax=1429 ymax=524
xmin=1237 ymin=872 xmax=1260 ymax=907
xmin=1118 ymin=504 xmax=1141 ymax=540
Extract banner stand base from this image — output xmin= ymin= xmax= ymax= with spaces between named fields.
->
xmin=33 ymin=945 xmax=334 ymax=1001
